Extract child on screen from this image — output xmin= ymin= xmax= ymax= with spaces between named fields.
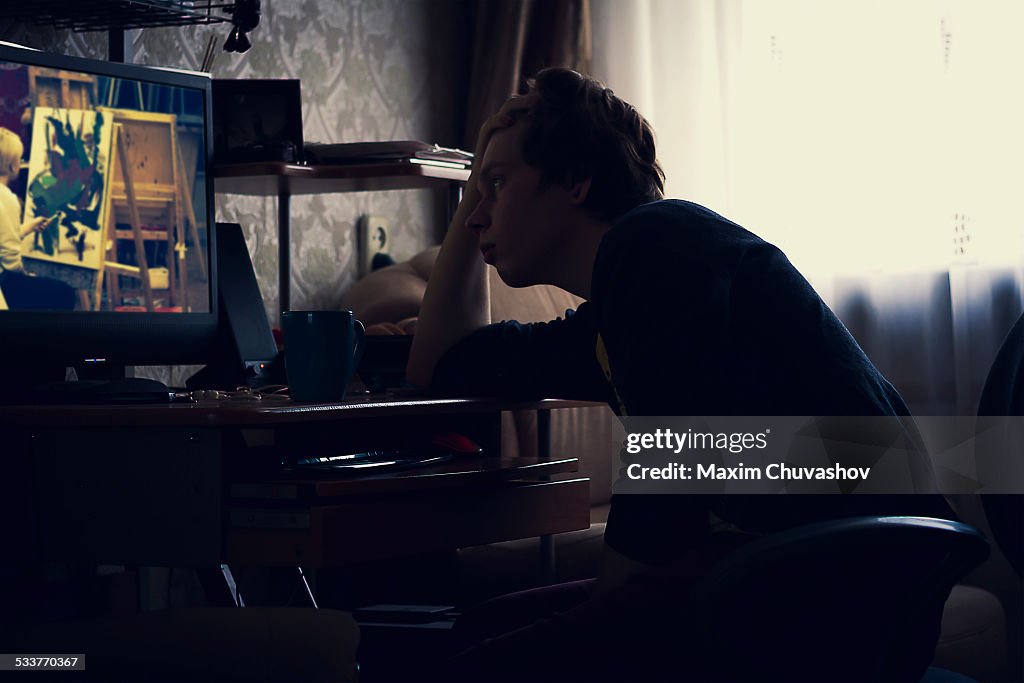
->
xmin=0 ymin=127 xmax=74 ymax=310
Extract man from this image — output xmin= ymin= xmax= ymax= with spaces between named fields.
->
xmin=408 ymin=67 xmax=954 ymax=681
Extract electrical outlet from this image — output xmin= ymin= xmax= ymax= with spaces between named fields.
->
xmin=358 ymin=214 xmax=390 ymax=276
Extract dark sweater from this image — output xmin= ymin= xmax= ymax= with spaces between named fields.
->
xmin=433 ymin=199 xmax=954 ymax=564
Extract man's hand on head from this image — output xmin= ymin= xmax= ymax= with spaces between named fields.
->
xmin=470 ymin=95 xmax=539 ymax=195
xmin=407 ymin=100 xmax=539 ymax=390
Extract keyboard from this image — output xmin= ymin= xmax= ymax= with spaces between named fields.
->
xmin=284 ymin=450 xmax=453 ymax=477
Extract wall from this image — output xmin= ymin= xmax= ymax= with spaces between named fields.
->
xmin=2 ymin=0 xmax=461 ymax=378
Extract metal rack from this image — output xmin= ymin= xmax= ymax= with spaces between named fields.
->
xmin=0 ymin=0 xmax=234 ymax=31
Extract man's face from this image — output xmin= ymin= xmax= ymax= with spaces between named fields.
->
xmin=465 ymin=123 xmax=575 ymax=288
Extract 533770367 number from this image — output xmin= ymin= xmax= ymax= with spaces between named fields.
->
xmin=1 ymin=655 xmax=84 ymax=671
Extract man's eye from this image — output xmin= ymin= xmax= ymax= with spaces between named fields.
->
xmin=490 ymin=176 xmax=505 ymax=191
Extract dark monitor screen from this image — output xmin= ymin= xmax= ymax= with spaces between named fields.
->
xmin=0 ymin=42 xmax=217 ymax=371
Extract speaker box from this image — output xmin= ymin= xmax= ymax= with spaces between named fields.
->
xmin=187 ymin=223 xmax=282 ymax=390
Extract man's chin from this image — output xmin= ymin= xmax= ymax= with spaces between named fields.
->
xmin=494 ymin=263 xmax=535 ymax=289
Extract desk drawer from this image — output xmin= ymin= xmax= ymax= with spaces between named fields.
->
xmin=25 ymin=427 xmax=222 ymax=567
xmin=226 ymin=478 xmax=590 ymax=567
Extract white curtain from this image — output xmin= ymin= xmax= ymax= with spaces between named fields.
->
xmin=591 ymin=0 xmax=1024 ymax=415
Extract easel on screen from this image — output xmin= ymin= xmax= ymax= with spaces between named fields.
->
xmin=97 ymin=109 xmax=205 ymax=312
xmin=27 ymin=66 xmax=97 ymax=113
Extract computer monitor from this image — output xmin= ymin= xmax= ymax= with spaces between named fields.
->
xmin=0 ymin=42 xmax=218 ymax=386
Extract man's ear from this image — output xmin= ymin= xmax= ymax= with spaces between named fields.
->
xmin=568 ymin=177 xmax=592 ymax=206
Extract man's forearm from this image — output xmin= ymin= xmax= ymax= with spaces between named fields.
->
xmin=406 ymin=188 xmax=490 ymax=388
xmin=408 ymin=96 xmax=531 ymax=388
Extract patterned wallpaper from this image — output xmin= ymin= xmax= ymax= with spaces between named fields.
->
xmin=2 ymin=1 xmax=461 ymax=382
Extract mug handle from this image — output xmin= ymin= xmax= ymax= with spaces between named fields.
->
xmin=352 ymin=319 xmax=367 ymax=370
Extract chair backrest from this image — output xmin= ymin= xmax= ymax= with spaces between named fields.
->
xmin=682 ymin=516 xmax=989 ymax=682
xmin=977 ymin=311 xmax=1024 ymax=577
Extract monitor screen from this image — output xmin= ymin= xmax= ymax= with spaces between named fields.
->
xmin=0 ymin=42 xmax=217 ymax=373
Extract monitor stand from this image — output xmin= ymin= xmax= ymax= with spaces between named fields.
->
xmin=3 ymin=362 xmax=67 ymax=402
xmin=73 ymin=358 xmax=129 ymax=381
xmin=1 ymin=361 xmax=170 ymax=405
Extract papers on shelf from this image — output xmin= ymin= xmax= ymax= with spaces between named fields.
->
xmin=408 ymin=157 xmax=469 ymax=170
xmin=303 ymin=140 xmax=473 ymax=167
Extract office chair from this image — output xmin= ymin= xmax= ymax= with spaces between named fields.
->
xmin=679 ymin=516 xmax=989 ymax=683
xmin=976 ymin=310 xmax=1024 ymax=577
xmin=945 ymin=309 xmax=1024 ymax=683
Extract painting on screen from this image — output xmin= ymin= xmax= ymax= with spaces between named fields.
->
xmin=21 ymin=106 xmax=113 ymax=272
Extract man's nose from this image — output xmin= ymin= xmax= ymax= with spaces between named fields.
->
xmin=465 ymin=197 xmax=491 ymax=234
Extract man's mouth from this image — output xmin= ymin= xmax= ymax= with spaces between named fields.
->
xmin=480 ymin=244 xmax=496 ymax=264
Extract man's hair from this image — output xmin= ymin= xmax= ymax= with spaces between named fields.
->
xmin=0 ymin=127 xmax=23 ymax=179
xmin=519 ymin=67 xmax=664 ymax=222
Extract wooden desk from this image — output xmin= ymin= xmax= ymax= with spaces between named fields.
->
xmin=214 ymin=161 xmax=469 ymax=321
xmin=2 ymin=393 xmax=592 ymax=571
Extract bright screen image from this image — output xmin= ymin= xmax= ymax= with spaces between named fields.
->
xmin=0 ymin=61 xmax=209 ymax=313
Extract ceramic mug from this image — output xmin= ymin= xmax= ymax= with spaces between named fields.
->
xmin=282 ymin=310 xmax=366 ymax=402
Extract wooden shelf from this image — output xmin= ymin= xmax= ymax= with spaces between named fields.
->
xmin=212 ymin=158 xmax=469 ymax=320
xmin=213 ymin=160 xmax=470 ymax=196
xmin=226 ymin=478 xmax=590 ymax=567
xmin=230 ymin=457 xmax=582 ymax=500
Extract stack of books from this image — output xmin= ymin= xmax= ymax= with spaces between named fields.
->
xmin=303 ymin=141 xmax=473 ymax=169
